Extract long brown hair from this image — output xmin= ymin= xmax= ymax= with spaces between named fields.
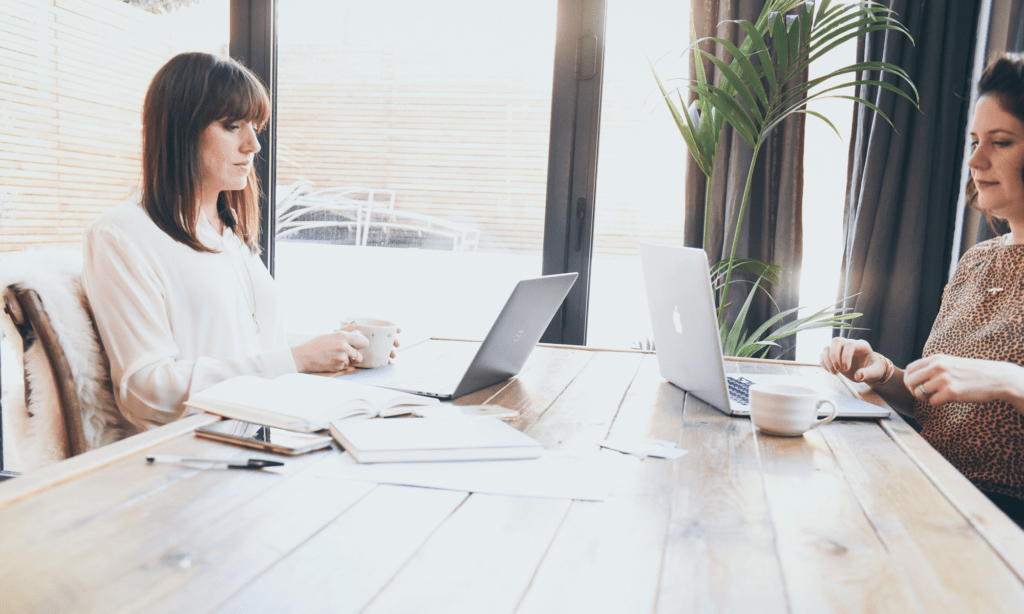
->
xmin=141 ymin=52 xmax=270 ymax=252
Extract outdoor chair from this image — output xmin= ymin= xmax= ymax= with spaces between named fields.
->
xmin=0 ymin=249 xmax=138 ymax=473
xmin=275 ymin=186 xmax=396 ymax=245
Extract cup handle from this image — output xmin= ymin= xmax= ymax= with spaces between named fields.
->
xmin=809 ymin=399 xmax=839 ymax=430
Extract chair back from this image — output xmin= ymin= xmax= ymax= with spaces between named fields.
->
xmin=0 ymin=248 xmax=138 ymax=471
xmin=3 ymin=287 xmax=88 ymax=458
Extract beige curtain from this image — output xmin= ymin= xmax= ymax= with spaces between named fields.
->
xmin=685 ymin=0 xmax=806 ymax=358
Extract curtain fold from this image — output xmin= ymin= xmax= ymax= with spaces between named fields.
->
xmin=685 ymin=0 xmax=805 ymax=358
xmin=838 ymin=0 xmax=980 ymax=368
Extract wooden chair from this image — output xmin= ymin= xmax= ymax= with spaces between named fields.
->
xmin=3 ymin=286 xmax=89 ymax=466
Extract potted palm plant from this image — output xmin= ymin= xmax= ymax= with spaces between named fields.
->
xmin=652 ymin=0 xmax=918 ymax=357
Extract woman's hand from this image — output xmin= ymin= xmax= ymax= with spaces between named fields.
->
xmin=290 ymin=331 xmax=369 ymax=373
xmin=339 ymin=322 xmax=401 ymax=361
xmin=820 ymin=337 xmax=887 ymax=384
xmin=904 ymin=354 xmax=1024 ymax=409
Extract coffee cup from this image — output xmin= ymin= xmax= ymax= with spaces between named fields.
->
xmin=343 ymin=317 xmax=398 ymax=369
xmin=749 ymin=384 xmax=838 ymax=437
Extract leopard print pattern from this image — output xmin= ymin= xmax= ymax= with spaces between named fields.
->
xmin=916 ymin=236 xmax=1024 ymax=500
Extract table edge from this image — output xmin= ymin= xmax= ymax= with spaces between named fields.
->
xmin=0 ymin=412 xmax=220 ymax=508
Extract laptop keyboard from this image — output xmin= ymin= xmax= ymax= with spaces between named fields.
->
xmin=727 ymin=376 xmax=755 ymax=406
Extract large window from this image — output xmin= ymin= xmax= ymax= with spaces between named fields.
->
xmin=273 ymin=0 xmax=558 ymax=345
xmin=794 ymin=3 xmax=858 ymax=363
xmin=0 ymin=0 xmax=229 ymax=251
xmin=588 ymin=0 xmax=688 ymax=349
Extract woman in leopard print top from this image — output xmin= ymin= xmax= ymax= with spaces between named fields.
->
xmin=821 ymin=55 xmax=1024 ymax=526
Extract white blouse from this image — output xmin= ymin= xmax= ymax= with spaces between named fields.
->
xmin=82 ymin=198 xmax=296 ymax=430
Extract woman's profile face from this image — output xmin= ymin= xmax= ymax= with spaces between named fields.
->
xmin=969 ymin=95 xmax=1024 ymax=223
xmin=197 ymin=118 xmax=261 ymax=198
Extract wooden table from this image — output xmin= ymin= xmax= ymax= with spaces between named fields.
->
xmin=3 ymin=339 xmax=1024 ymax=613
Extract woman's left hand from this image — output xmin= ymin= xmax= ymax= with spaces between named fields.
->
xmin=904 ymin=353 xmax=1024 ymax=409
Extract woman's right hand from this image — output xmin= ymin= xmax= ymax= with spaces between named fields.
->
xmin=820 ymin=338 xmax=886 ymax=385
xmin=290 ymin=331 xmax=370 ymax=374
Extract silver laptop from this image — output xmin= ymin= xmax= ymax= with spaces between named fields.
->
xmin=639 ymin=243 xmax=889 ymax=418
xmin=337 ymin=273 xmax=578 ymax=400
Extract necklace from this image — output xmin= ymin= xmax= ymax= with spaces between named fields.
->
xmin=217 ymin=226 xmax=260 ymax=334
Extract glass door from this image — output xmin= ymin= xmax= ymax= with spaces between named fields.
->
xmin=274 ymin=0 xmax=559 ymax=345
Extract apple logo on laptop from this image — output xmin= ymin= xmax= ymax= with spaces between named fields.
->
xmin=512 ymin=329 xmax=525 ymax=343
xmin=672 ymin=306 xmax=683 ymax=334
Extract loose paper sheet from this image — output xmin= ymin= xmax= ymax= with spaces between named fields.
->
xmin=318 ymin=450 xmax=623 ymax=501
xmin=598 ymin=438 xmax=688 ymax=459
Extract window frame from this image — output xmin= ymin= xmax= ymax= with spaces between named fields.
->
xmin=233 ymin=0 xmax=607 ymax=344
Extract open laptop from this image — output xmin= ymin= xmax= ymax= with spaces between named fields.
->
xmin=337 ymin=273 xmax=578 ymax=400
xmin=639 ymin=243 xmax=889 ymax=418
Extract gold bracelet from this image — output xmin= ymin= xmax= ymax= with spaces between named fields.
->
xmin=875 ymin=354 xmax=895 ymax=386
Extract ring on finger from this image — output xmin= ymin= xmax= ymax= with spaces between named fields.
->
xmin=917 ymin=383 xmax=928 ymax=396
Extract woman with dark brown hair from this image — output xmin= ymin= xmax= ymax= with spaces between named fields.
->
xmin=821 ymin=53 xmax=1024 ymax=526
xmin=83 ymin=52 xmax=376 ymax=430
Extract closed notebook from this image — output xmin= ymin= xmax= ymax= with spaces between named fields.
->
xmin=328 ymin=416 xmax=543 ymax=463
xmin=184 ymin=373 xmax=438 ymax=433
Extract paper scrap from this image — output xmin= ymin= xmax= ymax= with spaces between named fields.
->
xmin=316 ymin=450 xmax=621 ymax=501
xmin=598 ymin=438 xmax=688 ymax=459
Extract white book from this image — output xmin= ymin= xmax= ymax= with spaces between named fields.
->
xmin=184 ymin=373 xmax=439 ymax=432
xmin=328 ymin=416 xmax=544 ymax=463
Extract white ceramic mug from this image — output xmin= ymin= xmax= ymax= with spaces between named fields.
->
xmin=749 ymin=384 xmax=838 ymax=437
xmin=343 ymin=317 xmax=398 ymax=369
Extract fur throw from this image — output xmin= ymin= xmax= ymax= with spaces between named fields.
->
xmin=0 ymin=248 xmax=139 ymax=472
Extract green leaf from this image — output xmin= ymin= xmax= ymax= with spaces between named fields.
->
xmin=710 ymin=258 xmax=782 ymax=288
xmin=771 ymin=11 xmax=790 ymax=76
xmin=735 ymin=21 xmax=778 ymax=98
xmin=688 ymin=83 xmax=760 ymax=146
xmin=796 ymin=109 xmax=842 ymax=140
xmin=703 ymin=52 xmax=765 ymax=125
xmin=788 ymin=14 xmax=803 ymax=66
xmin=650 ymin=58 xmax=713 ymax=177
xmin=715 ymin=36 xmax=771 ymax=109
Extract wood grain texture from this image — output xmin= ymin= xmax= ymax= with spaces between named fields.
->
xmin=0 ymin=440 xmax=340 ymax=614
xmin=522 ymin=350 xmax=644 ymax=450
xmin=880 ymin=418 xmax=1024 ymax=586
xmin=656 ymin=394 xmax=789 ymax=614
xmin=1 ymin=342 xmax=1022 ymax=614
xmin=0 ymin=412 xmax=219 ymax=508
xmin=460 ymin=345 xmax=596 ymax=430
xmin=515 ymin=355 xmax=680 ymax=613
xmin=360 ymin=494 xmax=572 ymax=614
xmin=215 ymin=484 xmax=468 ymax=614
xmin=756 ymin=425 xmax=923 ymax=613
xmin=822 ymin=422 xmax=1024 ymax=613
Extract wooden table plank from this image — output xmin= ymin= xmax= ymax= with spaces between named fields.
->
xmin=755 ymin=426 xmax=924 ymax=613
xmin=1 ymin=347 xmax=1022 ymax=614
xmin=656 ymin=394 xmax=789 ymax=614
xmin=523 ymin=350 xmax=644 ymax=450
xmin=0 ymin=431 xmax=260 ymax=554
xmin=822 ymin=421 xmax=1024 ymax=613
xmin=0 ymin=412 xmax=219 ymax=508
xmin=74 ymin=453 xmax=380 ymax=614
xmin=360 ymin=493 xmax=573 ymax=613
xmin=214 ymin=484 xmax=468 ymax=614
xmin=881 ymin=417 xmax=1024 ymax=582
xmin=515 ymin=355 xmax=680 ymax=613
xmin=0 ymin=441 xmax=339 ymax=613
xmin=458 ymin=344 xmax=596 ymax=427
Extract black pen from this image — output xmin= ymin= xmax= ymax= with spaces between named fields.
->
xmin=145 ymin=454 xmax=284 ymax=470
